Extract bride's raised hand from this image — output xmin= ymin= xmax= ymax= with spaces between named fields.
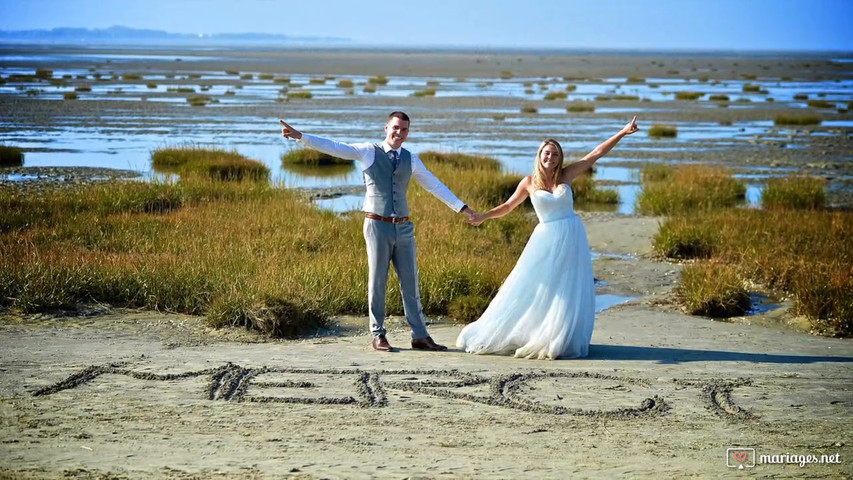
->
xmin=621 ymin=115 xmax=639 ymax=136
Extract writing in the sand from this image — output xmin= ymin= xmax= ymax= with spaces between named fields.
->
xmin=32 ymin=362 xmax=754 ymax=419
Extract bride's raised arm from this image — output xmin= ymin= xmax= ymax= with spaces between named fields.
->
xmin=560 ymin=116 xmax=639 ymax=184
xmin=466 ymin=176 xmax=532 ymax=227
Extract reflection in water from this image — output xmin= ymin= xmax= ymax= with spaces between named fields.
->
xmin=281 ymin=162 xmax=357 ymax=178
xmin=747 ymin=292 xmax=782 ymax=315
xmin=745 ymin=184 xmax=762 ymax=207
xmin=595 ymin=294 xmax=636 ymax=313
xmin=313 ymin=194 xmax=364 ymax=213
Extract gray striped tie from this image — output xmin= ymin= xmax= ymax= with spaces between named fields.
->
xmin=388 ymin=149 xmax=398 ymax=169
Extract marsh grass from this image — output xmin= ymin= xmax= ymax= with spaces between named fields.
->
xmin=708 ymin=94 xmax=730 ymax=102
xmin=793 ymin=93 xmax=808 ymax=100
xmin=122 ymin=73 xmax=143 ymax=80
xmin=368 ymin=75 xmax=389 ymax=85
xmin=571 ymin=171 xmax=619 ymax=205
xmin=448 ymin=295 xmax=491 ymax=323
xmin=566 ymin=103 xmax=595 ymax=113
xmin=187 ymin=95 xmax=215 ymax=107
xmin=337 ymin=79 xmax=354 ymax=88
xmin=742 ymin=83 xmax=761 ymax=92
xmin=521 ymin=105 xmax=538 ymax=114
xmin=654 ymin=209 xmax=852 ymax=333
xmin=677 ymin=262 xmax=751 ymax=317
xmin=774 ymin=114 xmax=821 ymax=126
xmin=75 ymin=84 xmax=92 ymax=92
xmin=412 ymin=88 xmax=437 ymax=97
xmin=287 ymin=90 xmax=313 ymax=99
xmin=637 ymin=164 xmax=746 ymax=215
xmin=648 ymin=124 xmax=677 ymax=138
xmin=35 ymin=68 xmax=53 ymax=79
xmin=0 ymin=158 xmax=542 ymax=334
xmin=675 ymin=91 xmax=703 ymax=100
xmin=0 ymin=145 xmax=24 ymax=167
xmin=419 ymin=151 xmax=501 ymax=171
xmin=63 ymin=92 xmax=78 ymax=100
xmin=761 ymin=176 xmax=826 ymax=210
xmin=151 ymin=146 xmax=269 ymax=182
xmin=281 ymin=149 xmax=352 ymax=166
xmin=543 ymin=91 xmax=567 ymax=100
xmin=806 ymin=99 xmax=835 ymax=109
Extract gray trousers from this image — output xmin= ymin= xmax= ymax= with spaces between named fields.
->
xmin=363 ymin=218 xmax=429 ymax=339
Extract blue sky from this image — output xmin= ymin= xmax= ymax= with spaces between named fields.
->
xmin=2 ymin=0 xmax=852 ymax=51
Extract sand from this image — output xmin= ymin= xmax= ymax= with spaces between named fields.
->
xmin=1 ymin=213 xmax=851 ymax=479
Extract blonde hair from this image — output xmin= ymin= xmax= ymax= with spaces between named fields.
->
xmin=532 ymin=138 xmax=564 ymax=191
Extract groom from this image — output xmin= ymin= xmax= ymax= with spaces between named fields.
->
xmin=279 ymin=112 xmax=476 ymax=352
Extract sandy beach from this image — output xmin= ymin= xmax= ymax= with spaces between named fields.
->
xmin=1 ymin=213 xmax=851 ymax=479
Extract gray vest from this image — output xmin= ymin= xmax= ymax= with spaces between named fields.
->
xmin=363 ymin=145 xmax=412 ymax=217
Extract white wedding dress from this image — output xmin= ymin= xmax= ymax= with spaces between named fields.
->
xmin=456 ymin=184 xmax=595 ymax=360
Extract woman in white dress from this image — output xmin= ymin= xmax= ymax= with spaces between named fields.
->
xmin=457 ymin=117 xmax=640 ymax=359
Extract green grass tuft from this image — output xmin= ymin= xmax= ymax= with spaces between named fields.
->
xmin=543 ymin=91 xmax=567 ymax=101
xmin=0 ymin=145 xmax=24 ymax=167
xmin=677 ymin=262 xmax=751 ymax=317
xmin=280 ymin=149 xmax=352 ymax=166
xmin=152 ymin=146 xmax=269 ymax=182
xmin=806 ymin=99 xmax=835 ymax=109
xmin=419 ymin=151 xmax=501 ymax=171
xmin=675 ymin=91 xmax=703 ymax=100
xmin=761 ymin=176 xmax=826 ymax=210
xmin=287 ymin=90 xmax=313 ymax=99
xmin=448 ymin=295 xmax=491 ymax=323
xmin=637 ymin=164 xmax=746 ymax=215
xmin=566 ymin=102 xmax=595 ymax=113
xmin=648 ymin=124 xmax=678 ymax=138
xmin=774 ymin=114 xmax=821 ymax=126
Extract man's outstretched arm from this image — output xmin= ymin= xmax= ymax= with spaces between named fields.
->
xmin=411 ymin=153 xmax=476 ymax=218
xmin=280 ymin=119 xmax=371 ymax=164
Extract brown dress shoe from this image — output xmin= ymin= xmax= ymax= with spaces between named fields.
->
xmin=411 ymin=336 xmax=447 ymax=351
xmin=372 ymin=335 xmax=393 ymax=352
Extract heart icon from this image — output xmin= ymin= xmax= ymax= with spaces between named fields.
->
xmin=733 ymin=451 xmax=748 ymax=464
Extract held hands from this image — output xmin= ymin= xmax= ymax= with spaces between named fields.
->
xmin=465 ymin=213 xmax=487 ymax=227
xmin=279 ymin=119 xmax=303 ymax=140
xmin=621 ymin=116 xmax=639 ymax=136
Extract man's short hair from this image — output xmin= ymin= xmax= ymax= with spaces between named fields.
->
xmin=388 ymin=111 xmax=410 ymax=124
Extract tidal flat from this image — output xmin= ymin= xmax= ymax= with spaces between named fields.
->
xmin=1 ymin=46 xmax=852 ymax=209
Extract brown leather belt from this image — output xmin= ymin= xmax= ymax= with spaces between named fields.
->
xmin=365 ymin=213 xmax=410 ymax=224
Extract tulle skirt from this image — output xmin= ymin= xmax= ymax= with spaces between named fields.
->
xmin=456 ymin=215 xmax=595 ymax=360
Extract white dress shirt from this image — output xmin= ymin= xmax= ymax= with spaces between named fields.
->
xmin=299 ymin=133 xmax=467 ymax=213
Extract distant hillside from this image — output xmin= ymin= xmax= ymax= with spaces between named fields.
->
xmin=0 ymin=26 xmax=350 ymax=45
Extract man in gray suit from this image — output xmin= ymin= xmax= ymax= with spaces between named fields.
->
xmin=280 ymin=112 xmax=476 ymax=352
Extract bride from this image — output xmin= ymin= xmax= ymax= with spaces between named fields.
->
xmin=457 ymin=116 xmax=639 ymax=359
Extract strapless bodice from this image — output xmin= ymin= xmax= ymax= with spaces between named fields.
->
xmin=530 ymin=184 xmax=576 ymax=223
